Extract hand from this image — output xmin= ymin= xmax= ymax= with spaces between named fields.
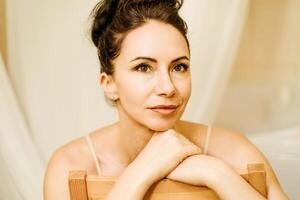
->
xmin=130 ymin=129 xmax=203 ymax=185
xmin=167 ymin=154 xmax=232 ymax=187
xmin=167 ymin=155 xmax=272 ymax=200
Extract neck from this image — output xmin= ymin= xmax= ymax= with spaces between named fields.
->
xmin=116 ymin=105 xmax=154 ymax=163
xmin=115 ymin=102 xmax=183 ymax=163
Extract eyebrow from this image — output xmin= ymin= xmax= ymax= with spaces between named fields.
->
xmin=130 ymin=56 xmax=190 ymax=63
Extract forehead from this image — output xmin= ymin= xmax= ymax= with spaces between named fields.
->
xmin=116 ymin=20 xmax=189 ymax=63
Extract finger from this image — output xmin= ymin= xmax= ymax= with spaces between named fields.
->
xmin=184 ymin=144 xmax=203 ymax=157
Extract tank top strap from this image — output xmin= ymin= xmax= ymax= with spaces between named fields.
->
xmin=85 ymin=134 xmax=102 ymax=176
xmin=203 ymin=125 xmax=212 ymax=155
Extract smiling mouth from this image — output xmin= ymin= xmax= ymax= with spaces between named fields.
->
xmin=148 ymin=105 xmax=179 ymax=115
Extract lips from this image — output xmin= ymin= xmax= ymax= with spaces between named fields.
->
xmin=149 ymin=105 xmax=178 ymax=109
xmin=148 ymin=104 xmax=179 ymax=115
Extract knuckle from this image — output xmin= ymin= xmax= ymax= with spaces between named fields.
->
xmin=184 ymin=144 xmax=200 ymax=154
xmin=169 ymin=135 xmax=181 ymax=145
xmin=165 ymin=129 xmax=176 ymax=136
xmin=163 ymin=129 xmax=177 ymax=139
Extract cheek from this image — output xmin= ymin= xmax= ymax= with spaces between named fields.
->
xmin=174 ymin=76 xmax=192 ymax=101
xmin=117 ymin=75 xmax=152 ymax=105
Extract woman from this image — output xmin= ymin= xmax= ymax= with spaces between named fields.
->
xmin=44 ymin=0 xmax=289 ymax=199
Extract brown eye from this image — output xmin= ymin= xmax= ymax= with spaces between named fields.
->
xmin=135 ymin=63 xmax=152 ymax=72
xmin=173 ymin=64 xmax=189 ymax=72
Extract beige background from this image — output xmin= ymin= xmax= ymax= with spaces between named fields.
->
xmin=0 ymin=0 xmax=7 ymax=66
xmin=215 ymin=0 xmax=300 ymax=133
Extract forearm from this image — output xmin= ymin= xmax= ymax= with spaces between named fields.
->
xmin=168 ymin=155 xmax=267 ymax=200
xmin=105 ymin=163 xmax=152 ymax=200
xmin=207 ymin=163 xmax=266 ymax=200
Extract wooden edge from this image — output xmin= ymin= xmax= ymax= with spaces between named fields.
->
xmin=86 ymin=175 xmax=116 ymax=199
xmin=247 ymin=163 xmax=267 ymax=197
xmin=69 ymin=163 xmax=267 ymax=199
xmin=68 ymin=171 xmax=88 ymax=200
xmin=248 ymin=163 xmax=265 ymax=172
xmin=88 ymin=174 xmax=250 ymax=182
xmin=240 ymin=173 xmax=249 ymax=181
xmin=87 ymin=175 xmax=117 ymax=182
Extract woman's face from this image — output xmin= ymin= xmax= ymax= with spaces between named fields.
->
xmin=110 ymin=20 xmax=191 ymax=131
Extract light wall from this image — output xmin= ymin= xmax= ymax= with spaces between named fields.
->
xmin=0 ymin=0 xmax=7 ymax=65
xmin=6 ymin=0 xmax=111 ymax=161
xmin=231 ymin=0 xmax=300 ymax=85
xmin=215 ymin=0 xmax=300 ymax=133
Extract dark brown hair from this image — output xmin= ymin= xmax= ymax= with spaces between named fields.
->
xmin=90 ymin=0 xmax=189 ymax=75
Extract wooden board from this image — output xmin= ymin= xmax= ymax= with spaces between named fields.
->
xmin=69 ymin=163 xmax=267 ymax=200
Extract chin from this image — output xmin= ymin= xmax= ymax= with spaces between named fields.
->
xmin=144 ymin=119 xmax=178 ymax=132
xmin=150 ymin=126 xmax=171 ymax=132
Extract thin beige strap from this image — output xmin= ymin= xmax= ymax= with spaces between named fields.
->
xmin=203 ymin=125 xmax=212 ymax=155
xmin=85 ymin=134 xmax=102 ymax=175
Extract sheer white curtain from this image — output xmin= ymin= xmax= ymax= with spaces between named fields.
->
xmin=0 ymin=54 xmax=44 ymax=199
xmin=181 ymin=0 xmax=250 ymax=124
xmin=1 ymin=0 xmax=249 ymax=199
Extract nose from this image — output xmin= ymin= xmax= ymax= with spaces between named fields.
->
xmin=155 ymin=70 xmax=176 ymax=97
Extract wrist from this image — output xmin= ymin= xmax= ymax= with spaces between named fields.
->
xmin=124 ymin=161 xmax=155 ymax=189
xmin=203 ymin=160 xmax=267 ymax=200
xmin=191 ymin=156 xmax=234 ymax=189
xmin=205 ymin=160 xmax=237 ymax=190
xmin=106 ymin=162 xmax=154 ymax=200
xmin=128 ymin=157 xmax=164 ymax=186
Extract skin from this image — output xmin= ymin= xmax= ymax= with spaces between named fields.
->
xmin=44 ymin=20 xmax=289 ymax=200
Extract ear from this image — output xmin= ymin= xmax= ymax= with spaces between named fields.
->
xmin=99 ymin=73 xmax=119 ymax=101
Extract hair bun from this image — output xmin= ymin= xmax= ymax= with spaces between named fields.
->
xmin=123 ymin=0 xmax=182 ymax=9
xmin=91 ymin=0 xmax=183 ymax=47
xmin=91 ymin=0 xmax=119 ymax=47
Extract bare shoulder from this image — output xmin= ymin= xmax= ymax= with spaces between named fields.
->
xmin=43 ymin=135 xmax=89 ymax=199
xmin=179 ymin=120 xmax=271 ymax=170
xmin=181 ymin=122 xmax=289 ymax=198
xmin=206 ymin=126 xmax=264 ymax=165
xmin=177 ymin=120 xmax=208 ymax=147
xmin=179 ymin=121 xmax=268 ymax=168
xmin=43 ymin=125 xmax=114 ymax=200
xmin=210 ymin=126 xmax=289 ymax=198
